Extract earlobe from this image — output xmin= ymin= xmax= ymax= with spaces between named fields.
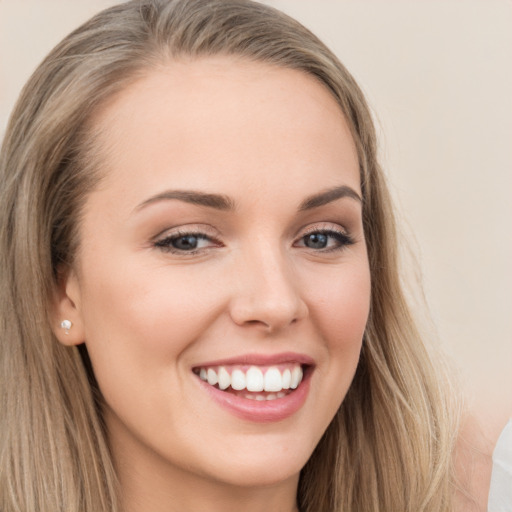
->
xmin=59 ymin=319 xmax=73 ymax=335
xmin=51 ymin=267 xmax=85 ymax=346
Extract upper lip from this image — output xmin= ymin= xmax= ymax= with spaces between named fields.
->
xmin=192 ymin=351 xmax=315 ymax=369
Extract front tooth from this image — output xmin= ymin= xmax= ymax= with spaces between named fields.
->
xmin=231 ymin=369 xmax=246 ymax=390
xmin=290 ymin=366 xmax=303 ymax=389
xmin=282 ymin=369 xmax=291 ymax=389
xmin=218 ymin=366 xmax=230 ymax=390
xmin=264 ymin=367 xmax=283 ymax=392
xmin=246 ymin=366 xmax=264 ymax=392
xmin=207 ymin=368 xmax=218 ymax=386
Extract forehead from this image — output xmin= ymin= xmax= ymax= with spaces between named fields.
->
xmin=89 ymin=57 xmax=360 ymax=205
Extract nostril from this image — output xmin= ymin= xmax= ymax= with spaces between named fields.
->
xmin=229 ymin=292 xmax=308 ymax=333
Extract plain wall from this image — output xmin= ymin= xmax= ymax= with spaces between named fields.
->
xmin=1 ymin=0 xmax=511 ymax=434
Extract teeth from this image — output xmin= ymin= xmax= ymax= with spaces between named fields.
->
xmin=291 ymin=366 xmax=303 ymax=389
xmin=207 ymin=368 xmax=218 ymax=386
xmin=282 ymin=369 xmax=291 ymax=389
xmin=196 ymin=363 xmax=305 ymax=394
xmin=231 ymin=369 xmax=246 ymax=390
xmin=218 ymin=366 xmax=230 ymax=390
xmin=264 ymin=367 xmax=282 ymax=392
xmin=244 ymin=392 xmax=285 ymax=401
xmin=246 ymin=366 xmax=264 ymax=392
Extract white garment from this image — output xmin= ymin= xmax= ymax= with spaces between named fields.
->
xmin=488 ymin=419 xmax=512 ymax=511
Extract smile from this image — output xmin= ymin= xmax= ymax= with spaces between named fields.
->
xmin=194 ymin=363 xmax=304 ymax=400
xmin=192 ymin=354 xmax=313 ymax=422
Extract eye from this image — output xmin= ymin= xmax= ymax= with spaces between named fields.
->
xmin=154 ymin=230 xmax=218 ymax=254
xmin=303 ymin=232 xmax=330 ymax=249
xmin=296 ymin=228 xmax=354 ymax=252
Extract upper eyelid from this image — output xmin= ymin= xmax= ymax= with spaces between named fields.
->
xmin=152 ymin=223 xmax=351 ymax=251
xmin=297 ymin=221 xmax=350 ymax=237
xmin=152 ymin=224 xmax=220 ymax=241
xmin=153 ymin=222 xmax=349 ymax=239
xmin=300 ymin=224 xmax=347 ymax=235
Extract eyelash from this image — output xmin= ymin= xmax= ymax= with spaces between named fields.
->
xmin=154 ymin=229 xmax=217 ymax=255
xmin=296 ymin=227 xmax=355 ymax=253
xmin=153 ymin=227 xmax=355 ymax=255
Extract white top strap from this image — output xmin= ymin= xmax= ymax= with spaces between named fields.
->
xmin=488 ymin=419 xmax=512 ymax=511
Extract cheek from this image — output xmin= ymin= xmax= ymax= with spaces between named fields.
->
xmin=76 ymin=255 xmax=227 ymax=387
xmin=303 ymin=259 xmax=371 ymax=394
xmin=307 ymin=261 xmax=371 ymax=344
xmin=75 ymin=257 xmax=231 ymax=439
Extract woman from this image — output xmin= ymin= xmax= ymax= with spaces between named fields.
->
xmin=0 ymin=0 xmax=487 ymax=510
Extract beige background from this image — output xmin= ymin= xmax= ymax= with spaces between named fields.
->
xmin=1 ymin=0 xmax=511 ymax=434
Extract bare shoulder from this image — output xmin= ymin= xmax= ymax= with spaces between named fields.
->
xmin=453 ymin=411 xmax=508 ymax=512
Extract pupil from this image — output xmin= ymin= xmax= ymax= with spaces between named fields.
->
xmin=173 ymin=235 xmax=198 ymax=250
xmin=306 ymin=233 xmax=327 ymax=249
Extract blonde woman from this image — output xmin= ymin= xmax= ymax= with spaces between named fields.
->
xmin=0 ymin=1 xmax=497 ymax=511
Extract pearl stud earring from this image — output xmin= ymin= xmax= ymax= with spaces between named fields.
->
xmin=60 ymin=319 xmax=72 ymax=335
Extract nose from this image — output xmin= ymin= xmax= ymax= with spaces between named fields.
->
xmin=228 ymin=245 xmax=308 ymax=333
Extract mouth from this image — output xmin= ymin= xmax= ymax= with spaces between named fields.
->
xmin=192 ymin=354 xmax=314 ymax=422
xmin=193 ymin=362 xmax=306 ymax=401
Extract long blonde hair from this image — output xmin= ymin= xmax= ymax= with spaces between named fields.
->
xmin=0 ymin=1 xmax=459 ymax=510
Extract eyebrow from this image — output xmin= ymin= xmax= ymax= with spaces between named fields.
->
xmin=298 ymin=185 xmax=362 ymax=210
xmin=136 ymin=190 xmax=235 ymax=212
xmin=135 ymin=184 xmax=361 ymax=213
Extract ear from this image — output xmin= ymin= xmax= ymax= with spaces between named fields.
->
xmin=51 ymin=267 xmax=85 ymax=346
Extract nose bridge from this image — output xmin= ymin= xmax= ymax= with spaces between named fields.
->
xmin=229 ymin=238 xmax=307 ymax=331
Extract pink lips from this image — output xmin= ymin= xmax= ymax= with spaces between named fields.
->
xmin=193 ymin=352 xmax=314 ymax=423
xmin=195 ymin=352 xmax=315 ymax=368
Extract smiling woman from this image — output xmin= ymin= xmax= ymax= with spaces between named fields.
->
xmin=0 ymin=1 xmax=482 ymax=511
xmin=57 ymin=59 xmax=371 ymax=502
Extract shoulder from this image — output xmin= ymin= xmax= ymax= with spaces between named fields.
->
xmin=453 ymin=410 xmax=510 ymax=512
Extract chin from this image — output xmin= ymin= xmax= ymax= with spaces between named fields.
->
xmin=204 ymin=455 xmax=306 ymax=490
xmin=193 ymin=430 xmax=319 ymax=490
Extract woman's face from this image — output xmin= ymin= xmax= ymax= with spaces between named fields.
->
xmin=56 ymin=58 xmax=371 ymax=495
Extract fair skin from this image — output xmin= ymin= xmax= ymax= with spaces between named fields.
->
xmin=53 ymin=58 xmax=371 ymax=512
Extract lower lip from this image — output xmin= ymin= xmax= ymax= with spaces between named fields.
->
xmin=197 ymin=372 xmax=311 ymax=423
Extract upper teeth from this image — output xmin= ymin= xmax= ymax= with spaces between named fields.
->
xmin=197 ymin=364 xmax=303 ymax=393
